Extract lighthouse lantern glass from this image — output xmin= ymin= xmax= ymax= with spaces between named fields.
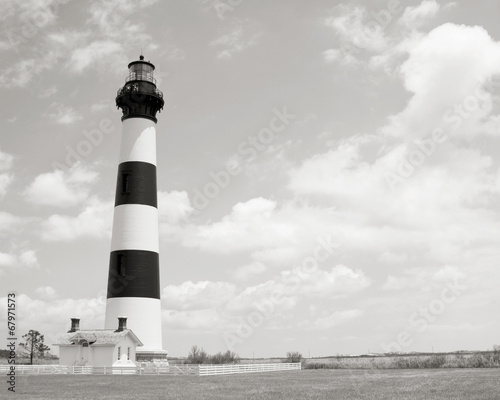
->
xmin=126 ymin=63 xmax=155 ymax=84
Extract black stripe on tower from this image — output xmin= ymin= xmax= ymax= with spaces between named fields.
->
xmin=107 ymin=250 xmax=160 ymax=299
xmin=115 ymin=161 xmax=157 ymax=207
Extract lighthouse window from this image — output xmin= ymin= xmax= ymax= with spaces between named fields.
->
xmin=121 ymin=171 xmax=132 ymax=194
xmin=117 ymin=347 xmax=121 ymax=360
xmin=117 ymin=254 xmax=126 ymax=277
xmin=127 ymin=347 xmax=130 ymax=360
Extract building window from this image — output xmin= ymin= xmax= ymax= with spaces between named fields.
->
xmin=117 ymin=346 xmax=121 ymax=360
xmin=117 ymin=253 xmax=126 ymax=277
xmin=121 ymin=171 xmax=132 ymax=194
xmin=127 ymin=347 xmax=131 ymax=360
xmin=82 ymin=342 xmax=89 ymax=348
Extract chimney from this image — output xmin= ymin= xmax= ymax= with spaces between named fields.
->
xmin=116 ymin=316 xmax=127 ymax=332
xmin=68 ymin=318 xmax=80 ymax=333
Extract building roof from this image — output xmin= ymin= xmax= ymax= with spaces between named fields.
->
xmin=53 ymin=329 xmax=143 ymax=347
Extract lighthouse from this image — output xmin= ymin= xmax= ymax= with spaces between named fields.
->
xmin=104 ymin=55 xmax=167 ymax=360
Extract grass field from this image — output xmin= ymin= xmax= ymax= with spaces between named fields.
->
xmin=6 ymin=369 xmax=500 ymax=400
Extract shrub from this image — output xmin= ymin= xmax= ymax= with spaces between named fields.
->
xmin=185 ymin=345 xmax=208 ymax=364
xmin=185 ymin=346 xmax=240 ymax=365
xmin=285 ymin=351 xmax=303 ymax=363
xmin=303 ymin=362 xmax=344 ymax=369
xmin=208 ymin=350 xmax=240 ymax=364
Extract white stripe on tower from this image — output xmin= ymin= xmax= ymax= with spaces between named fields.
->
xmin=105 ymin=56 xmax=166 ymax=359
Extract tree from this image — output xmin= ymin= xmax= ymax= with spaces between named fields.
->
xmin=20 ymin=330 xmax=50 ymax=365
xmin=186 ymin=345 xmax=208 ymax=364
xmin=285 ymin=351 xmax=303 ymax=363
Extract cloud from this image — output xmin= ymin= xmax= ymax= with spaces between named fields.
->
xmin=65 ymin=0 xmax=160 ymax=74
xmin=225 ymin=264 xmax=370 ymax=317
xmin=87 ymin=0 xmax=158 ymax=40
xmin=39 ymin=85 xmax=58 ymax=98
xmin=211 ymin=25 xmax=261 ymax=59
xmin=66 ymin=40 xmax=123 ymax=73
xmin=383 ymin=266 xmax=466 ymax=291
xmin=306 ymin=309 xmax=363 ymax=330
xmin=383 ymin=275 xmax=410 ymax=291
xmin=383 ymin=23 xmax=500 ymax=139
xmin=162 ymin=281 xmax=237 ymax=311
xmin=163 ymin=309 xmax=222 ymax=331
xmin=90 ymin=99 xmax=114 ymax=113
xmin=0 ymin=294 xmax=106 ymax=353
xmin=0 ymin=148 xmax=14 ymax=198
xmin=34 ymin=286 xmax=58 ymax=300
xmin=181 ymin=197 xmax=283 ymax=253
xmin=40 ymin=196 xmax=112 ymax=242
xmin=158 ymin=190 xmax=194 ymax=241
xmin=233 ymin=261 xmax=268 ymax=280
xmin=323 ymin=4 xmax=391 ymax=65
xmin=0 ymin=249 xmax=39 ymax=276
xmin=0 ymin=51 xmax=59 ymax=87
xmin=158 ymin=190 xmax=194 ymax=224
xmin=24 ymin=163 xmax=99 ymax=208
xmin=279 ymin=264 xmax=371 ymax=299
xmin=379 ymin=251 xmax=409 ymax=264
xmin=0 ymin=212 xmax=24 ymax=237
xmin=45 ymin=102 xmax=83 ymax=124
xmin=398 ymin=0 xmax=440 ymax=29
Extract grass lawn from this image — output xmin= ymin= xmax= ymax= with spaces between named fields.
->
xmin=7 ymin=369 xmax=500 ymax=400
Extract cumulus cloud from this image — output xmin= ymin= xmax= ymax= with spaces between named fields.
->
xmin=158 ymin=190 xmax=194 ymax=223
xmin=34 ymin=286 xmax=58 ymax=300
xmin=0 ymin=249 xmax=39 ymax=276
xmin=66 ymin=40 xmax=123 ymax=73
xmin=383 ymin=266 xmax=466 ymax=292
xmin=0 ymin=294 xmax=106 ymax=354
xmin=162 ymin=281 xmax=237 ymax=311
xmin=383 ymin=23 xmax=500 ymax=139
xmin=24 ymin=163 xmax=99 ymax=208
xmin=0 ymin=212 xmax=24 ymax=237
xmin=40 ymin=196 xmax=112 ymax=242
xmin=398 ymin=0 xmax=440 ymax=29
xmin=181 ymin=197 xmax=284 ymax=253
xmin=279 ymin=264 xmax=371 ymax=299
xmin=0 ymin=148 xmax=14 ymax=198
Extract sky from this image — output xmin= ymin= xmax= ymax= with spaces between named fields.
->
xmin=0 ymin=0 xmax=499 ymax=358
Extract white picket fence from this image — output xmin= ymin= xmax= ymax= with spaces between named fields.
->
xmin=198 ymin=363 xmax=301 ymax=376
xmin=0 ymin=363 xmax=301 ymax=376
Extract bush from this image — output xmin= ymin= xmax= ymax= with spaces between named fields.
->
xmin=185 ymin=345 xmax=208 ymax=364
xmin=185 ymin=346 xmax=240 ymax=365
xmin=285 ymin=351 xmax=303 ymax=363
xmin=208 ymin=350 xmax=240 ymax=364
xmin=303 ymin=362 xmax=344 ymax=369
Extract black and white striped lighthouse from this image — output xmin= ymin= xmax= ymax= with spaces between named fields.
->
xmin=105 ymin=56 xmax=167 ymax=360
